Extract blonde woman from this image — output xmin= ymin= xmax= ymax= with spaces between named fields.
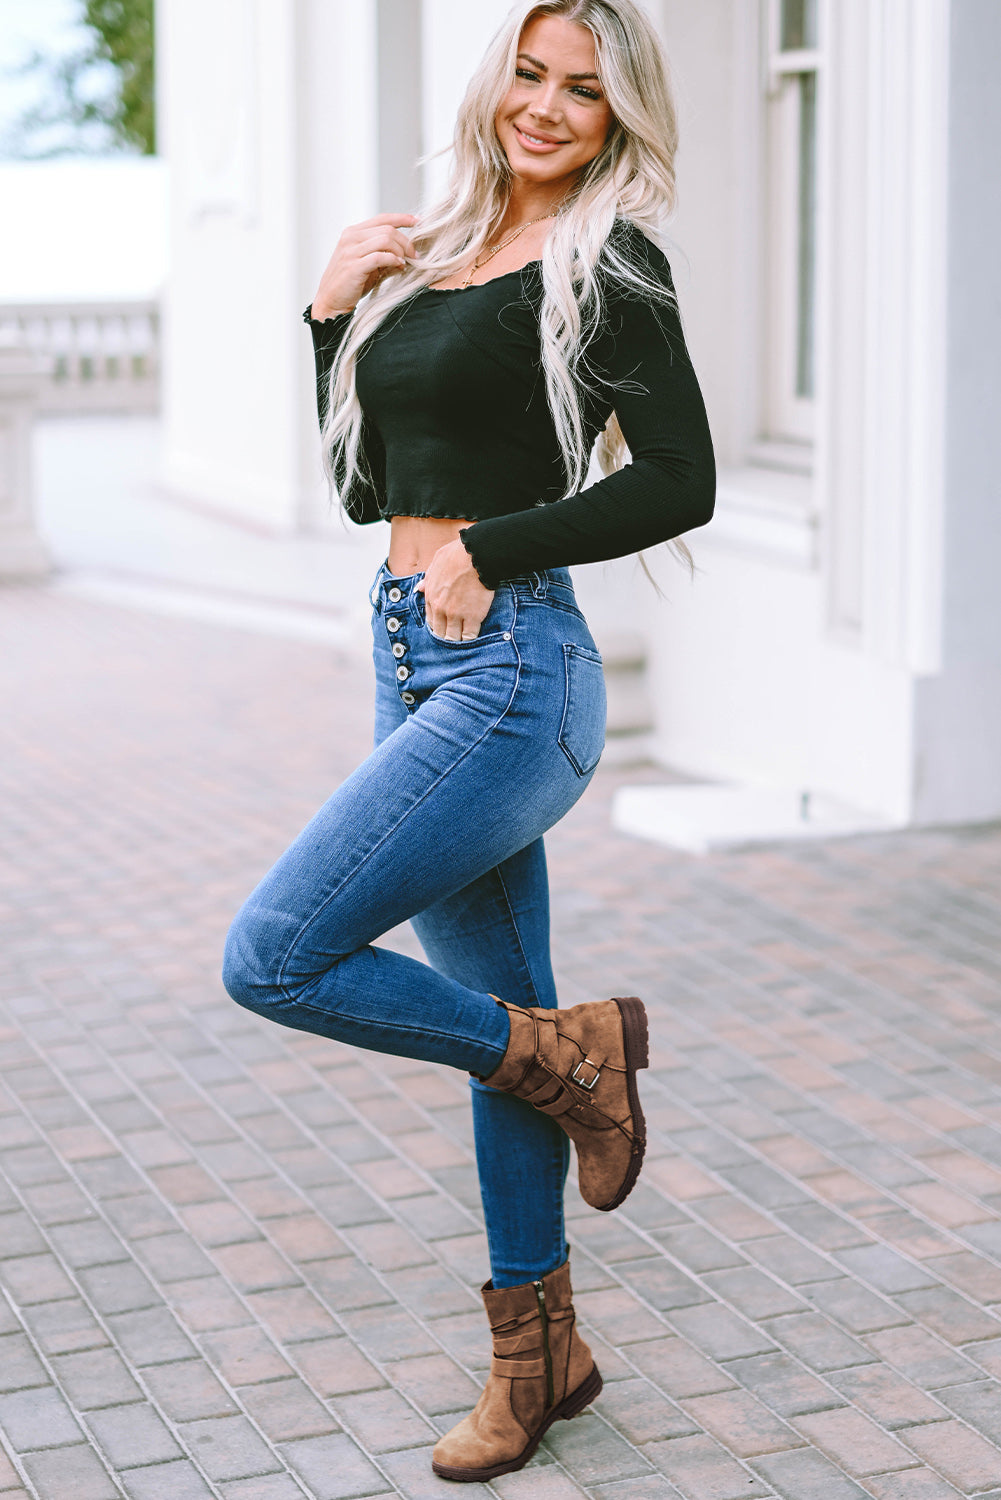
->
xmin=224 ymin=0 xmax=714 ymax=1480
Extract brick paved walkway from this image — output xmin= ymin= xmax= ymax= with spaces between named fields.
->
xmin=4 ymin=584 xmax=1001 ymax=1500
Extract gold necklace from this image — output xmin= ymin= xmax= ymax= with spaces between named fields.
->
xmin=460 ymin=213 xmax=555 ymax=288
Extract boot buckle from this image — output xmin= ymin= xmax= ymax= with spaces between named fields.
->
xmin=572 ymin=1058 xmax=601 ymax=1090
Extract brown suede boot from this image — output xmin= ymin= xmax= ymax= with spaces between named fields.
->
xmin=431 ymin=1258 xmax=601 ymax=1482
xmin=483 ymin=996 xmax=648 ymax=1212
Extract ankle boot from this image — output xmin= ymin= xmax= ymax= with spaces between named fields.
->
xmin=431 ymin=1258 xmax=601 ymax=1482
xmin=483 ymin=996 xmax=648 ymax=1212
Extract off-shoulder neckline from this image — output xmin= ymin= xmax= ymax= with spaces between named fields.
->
xmin=303 ymin=263 xmax=540 ymax=326
xmin=424 ymin=261 xmax=541 ymax=294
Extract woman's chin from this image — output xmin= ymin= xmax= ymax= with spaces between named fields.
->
xmin=506 ymin=156 xmax=577 ymax=190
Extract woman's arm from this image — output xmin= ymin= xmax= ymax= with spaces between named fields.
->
xmin=302 ymin=211 xmax=416 ymax=524
xmin=304 ymin=307 xmax=387 ymax=525
xmin=305 ymin=306 xmax=352 ymax=426
xmin=457 ymin=244 xmax=716 ymax=589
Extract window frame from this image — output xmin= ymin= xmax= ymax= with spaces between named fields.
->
xmin=760 ymin=0 xmax=823 ymax=448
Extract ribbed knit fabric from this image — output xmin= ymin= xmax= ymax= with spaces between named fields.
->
xmin=305 ymin=222 xmax=715 ymax=588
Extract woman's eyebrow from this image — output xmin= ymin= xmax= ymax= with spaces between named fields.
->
xmin=517 ymin=51 xmax=600 ymax=82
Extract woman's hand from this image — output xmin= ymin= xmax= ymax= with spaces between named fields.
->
xmin=418 ymin=539 xmax=495 ymax=641
xmin=311 ymin=213 xmax=417 ymax=318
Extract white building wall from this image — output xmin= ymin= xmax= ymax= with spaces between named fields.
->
xmin=912 ymin=0 xmax=1001 ymax=823
xmin=641 ymin=0 xmax=1001 ymax=827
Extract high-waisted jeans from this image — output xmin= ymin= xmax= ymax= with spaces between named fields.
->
xmin=223 ymin=562 xmax=606 ymax=1286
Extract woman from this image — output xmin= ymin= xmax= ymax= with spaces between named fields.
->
xmin=224 ymin=0 xmax=714 ymax=1481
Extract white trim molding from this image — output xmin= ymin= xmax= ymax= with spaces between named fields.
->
xmin=708 ymin=465 xmax=818 ymax=570
xmin=817 ymin=0 xmax=949 ymax=671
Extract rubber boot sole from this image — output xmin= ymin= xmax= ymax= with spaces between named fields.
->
xmin=431 ymin=1363 xmax=604 ymax=1483
xmin=594 ymin=995 xmax=649 ymax=1212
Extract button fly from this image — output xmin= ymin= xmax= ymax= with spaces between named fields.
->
xmin=387 ymin=586 xmax=403 ymax=602
xmin=386 ymin=617 xmax=401 ymax=633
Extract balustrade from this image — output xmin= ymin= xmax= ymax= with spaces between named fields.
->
xmin=0 ymin=300 xmax=160 ymax=415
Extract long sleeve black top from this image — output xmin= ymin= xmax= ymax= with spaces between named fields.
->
xmin=305 ymin=222 xmax=715 ymax=589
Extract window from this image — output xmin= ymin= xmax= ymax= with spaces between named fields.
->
xmin=762 ymin=0 xmax=821 ymax=446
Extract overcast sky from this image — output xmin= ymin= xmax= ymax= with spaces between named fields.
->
xmin=0 ymin=0 xmax=90 ymax=152
xmin=0 ymin=2 xmax=164 ymax=299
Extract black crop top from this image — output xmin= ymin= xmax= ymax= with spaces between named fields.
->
xmin=305 ymin=222 xmax=715 ymax=589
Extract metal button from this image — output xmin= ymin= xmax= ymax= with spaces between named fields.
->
xmin=392 ymin=642 xmax=406 ymax=658
xmin=387 ymin=586 xmax=403 ymax=602
xmin=503 ymin=632 xmax=511 ymax=641
xmin=396 ymin=665 xmax=410 ymax=681
xmin=386 ymin=617 xmax=401 ymax=633
xmin=401 ymin=691 xmax=416 ymax=705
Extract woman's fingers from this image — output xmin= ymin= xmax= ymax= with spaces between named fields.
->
xmin=359 ymin=250 xmax=408 ymax=274
xmin=353 ymin=212 xmax=417 ymax=232
xmin=420 ymin=542 xmax=494 ymax=640
xmin=357 ymin=228 xmax=416 ymax=262
xmin=313 ymin=213 xmax=418 ymax=314
xmin=352 ymin=225 xmax=416 ymax=260
xmin=353 ymin=231 xmax=416 ymax=292
xmin=426 ymin=609 xmax=481 ymax=641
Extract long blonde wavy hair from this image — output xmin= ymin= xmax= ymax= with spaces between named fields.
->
xmin=322 ymin=0 xmax=691 ymax=569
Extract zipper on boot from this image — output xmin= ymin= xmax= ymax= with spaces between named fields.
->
xmin=534 ymin=1280 xmax=554 ymax=1408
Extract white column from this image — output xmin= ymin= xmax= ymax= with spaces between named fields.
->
xmin=820 ymin=0 xmax=1001 ymax=824
xmin=421 ymin=0 xmax=511 ymax=202
xmin=910 ymin=0 xmax=1001 ymax=822
xmin=158 ymin=0 xmax=380 ymax=533
xmin=819 ymin=0 xmax=949 ymax=675
xmin=0 ymin=341 xmax=50 ymax=580
xmin=294 ymin=0 xmax=381 ymax=529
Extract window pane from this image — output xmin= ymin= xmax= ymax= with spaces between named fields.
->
xmin=796 ymin=71 xmax=817 ymax=398
xmin=781 ymin=0 xmax=818 ymax=50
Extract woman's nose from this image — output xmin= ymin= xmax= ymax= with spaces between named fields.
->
xmin=529 ymin=87 xmax=562 ymax=121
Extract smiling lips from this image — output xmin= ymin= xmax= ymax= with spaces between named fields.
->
xmin=513 ymin=124 xmax=569 ymax=152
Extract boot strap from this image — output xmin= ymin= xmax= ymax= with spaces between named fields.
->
xmin=546 ymin=1306 xmax=574 ymax=1326
xmin=533 ymin=1090 xmax=581 ymax=1118
xmin=491 ymin=1353 xmax=548 ymax=1379
xmin=525 ymin=1075 xmax=638 ymax=1142
xmin=518 ymin=1066 xmax=619 ymax=1123
xmin=517 ymin=1074 xmax=579 ymax=1115
xmin=494 ymin=1329 xmax=540 ymax=1355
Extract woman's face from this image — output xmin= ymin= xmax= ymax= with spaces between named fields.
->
xmin=495 ymin=15 xmax=615 ymax=191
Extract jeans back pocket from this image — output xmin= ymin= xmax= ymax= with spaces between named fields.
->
xmin=558 ymin=644 xmax=606 ymax=776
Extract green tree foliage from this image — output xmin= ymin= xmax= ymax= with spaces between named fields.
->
xmin=83 ymin=0 xmax=156 ymax=154
xmin=6 ymin=0 xmax=155 ymax=158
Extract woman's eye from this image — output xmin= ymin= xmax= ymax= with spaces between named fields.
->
xmin=513 ymin=68 xmax=600 ymax=101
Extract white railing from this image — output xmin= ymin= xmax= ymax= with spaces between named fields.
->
xmin=0 ymin=300 xmax=160 ymax=414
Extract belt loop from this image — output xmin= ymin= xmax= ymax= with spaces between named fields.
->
xmin=531 ymin=572 xmax=548 ymax=599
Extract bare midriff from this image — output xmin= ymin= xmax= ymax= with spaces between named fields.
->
xmin=387 ymin=515 xmax=471 ymax=577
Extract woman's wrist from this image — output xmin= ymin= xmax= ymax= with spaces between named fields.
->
xmin=458 ymin=527 xmax=497 ymax=590
xmin=310 ymin=296 xmax=355 ymax=321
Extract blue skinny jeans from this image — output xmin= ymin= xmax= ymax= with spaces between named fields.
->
xmin=223 ymin=563 xmax=606 ymax=1287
